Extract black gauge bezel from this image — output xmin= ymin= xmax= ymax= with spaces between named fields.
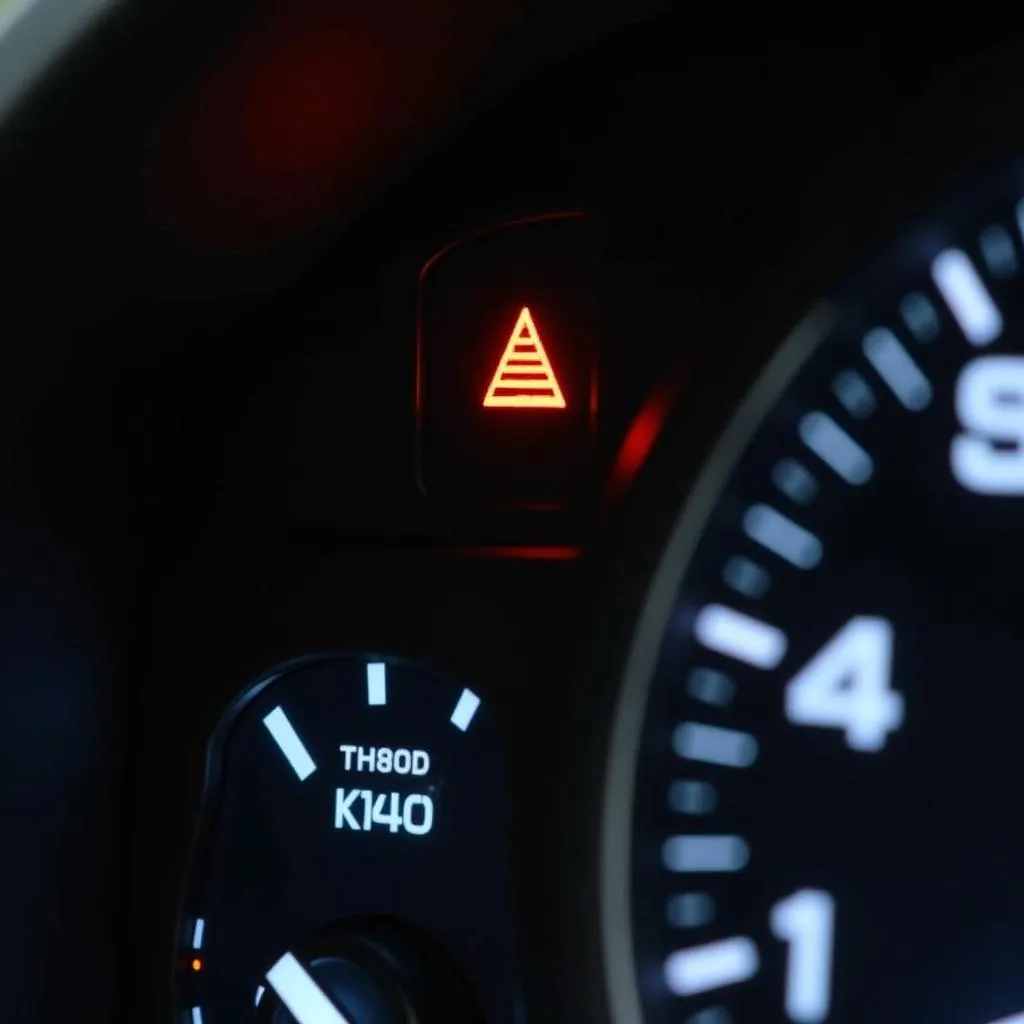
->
xmin=571 ymin=52 xmax=1024 ymax=1024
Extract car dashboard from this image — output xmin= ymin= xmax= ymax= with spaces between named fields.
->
xmin=3 ymin=5 xmax=1024 ymax=1024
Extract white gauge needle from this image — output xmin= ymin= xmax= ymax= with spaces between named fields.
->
xmin=265 ymin=952 xmax=352 ymax=1024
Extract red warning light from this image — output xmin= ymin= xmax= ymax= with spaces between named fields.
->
xmin=190 ymin=958 xmax=204 ymax=973
xmin=483 ymin=306 xmax=566 ymax=409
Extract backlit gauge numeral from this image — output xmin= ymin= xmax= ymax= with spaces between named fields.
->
xmin=663 ymin=890 xmax=836 ymax=1016
xmin=334 ymin=789 xmax=435 ymax=835
xmin=951 ymin=356 xmax=1024 ymax=494
xmin=783 ymin=617 xmax=903 ymax=752
xmin=770 ymin=890 xmax=836 ymax=1023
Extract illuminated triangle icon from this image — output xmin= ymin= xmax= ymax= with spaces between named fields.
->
xmin=482 ymin=306 xmax=566 ymax=409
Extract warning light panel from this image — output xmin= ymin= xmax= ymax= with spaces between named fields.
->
xmin=417 ymin=213 xmax=601 ymax=508
xmin=483 ymin=306 xmax=566 ymax=409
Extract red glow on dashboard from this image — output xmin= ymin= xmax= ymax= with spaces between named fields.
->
xmin=190 ymin=958 xmax=203 ymax=973
xmin=239 ymin=26 xmax=388 ymax=182
xmin=443 ymin=545 xmax=581 ymax=561
xmin=483 ymin=307 xmax=566 ymax=409
xmin=148 ymin=0 xmax=515 ymax=249
xmin=609 ymin=364 xmax=688 ymax=500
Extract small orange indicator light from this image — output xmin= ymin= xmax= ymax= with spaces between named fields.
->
xmin=191 ymin=958 xmax=204 ymax=973
xmin=483 ymin=306 xmax=566 ymax=409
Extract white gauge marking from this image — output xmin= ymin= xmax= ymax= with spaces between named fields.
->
xmin=685 ymin=1010 xmax=730 ymax=1024
xmin=980 ymin=224 xmax=1018 ymax=277
xmin=899 ymin=291 xmax=940 ymax=341
xmin=673 ymin=722 xmax=757 ymax=768
xmin=686 ymin=667 xmax=734 ymax=706
xmin=266 ymin=952 xmax=351 ymax=1024
xmin=366 ymin=662 xmax=387 ymax=706
xmin=931 ymin=248 xmax=1003 ymax=345
xmin=694 ymin=604 xmax=787 ymax=669
xmin=255 ymin=986 xmax=265 ymax=1007
xmin=743 ymin=503 xmax=822 ymax=569
xmin=772 ymin=457 xmax=818 ymax=503
xmin=798 ymin=412 xmax=873 ymax=484
xmin=667 ymin=892 xmax=715 ymax=928
xmin=663 ymin=835 xmax=750 ymax=873
xmin=664 ymin=936 xmax=760 ymax=996
xmin=985 ymin=1013 xmax=1024 ymax=1024
xmin=191 ymin=1009 xmax=203 ymax=1024
xmin=450 ymin=688 xmax=480 ymax=731
xmin=721 ymin=555 xmax=769 ymax=598
xmin=832 ymin=370 xmax=876 ymax=418
xmin=862 ymin=328 xmax=933 ymax=410
xmin=191 ymin=918 xmax=205 ymax=949
xmin=262 ymin=707 xmax=317 ymax=781
xmin=668 ymin=780 xmax=717 ymax=815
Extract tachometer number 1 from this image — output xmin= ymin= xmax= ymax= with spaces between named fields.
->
xmin=770 ymin=889 xmax=836 ymax=1023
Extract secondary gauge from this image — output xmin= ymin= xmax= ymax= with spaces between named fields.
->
xmin=175 ymin=654 xmax=517 ymax=1024
xmin=600 ymin=153 xmax=1024 ymax=1024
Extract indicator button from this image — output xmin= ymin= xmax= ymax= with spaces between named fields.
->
xmin=417 ymin=213 xmax=601 ymax=508
xmin=482 ymin=306 xmax=566 ymax=409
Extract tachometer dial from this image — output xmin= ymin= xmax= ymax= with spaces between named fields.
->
xmin=602 ymin=156 xmax=1024 ymax=1024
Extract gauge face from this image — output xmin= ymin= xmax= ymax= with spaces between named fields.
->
xmin=604 ymin=157 xmax=1024 ymax=1024
xmin=177 ymin=655 xmax=516 ymax=1024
